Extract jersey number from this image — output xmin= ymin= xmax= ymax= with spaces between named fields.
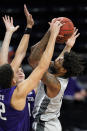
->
xmin=0 ymin=102 xmax=7 ymax=120
xmin=28 ymin=103 xmax=31 ymax=116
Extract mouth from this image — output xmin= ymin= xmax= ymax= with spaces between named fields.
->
xmin=18 ymin=75 xmax=24 ymax=78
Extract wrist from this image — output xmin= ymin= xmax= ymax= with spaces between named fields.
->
xmin=6 ymin=30 xmax=13 ymax=35
xmin=26 ymin=24 xmax=33 ymax=28
xmin=24 ymin=27 xmax=32 ymax=35
xmin=50 ymin=32 xmax=57 ymax=39
xmin=66 ymin=44 xmax=72 ymax=49
xmin=65 ymin=46 xmax=71 ymax=52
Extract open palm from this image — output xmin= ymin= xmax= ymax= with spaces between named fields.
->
xmin=66 ymin=28 xmax=80 ymax=48
xmin=3 ymin=15 xmax=19 ymax=33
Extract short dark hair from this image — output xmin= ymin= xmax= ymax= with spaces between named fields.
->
xmin=63 ymin=51 xmax=85 ymax=78
xmin=0 ymin=64 xmax=14 ymax=89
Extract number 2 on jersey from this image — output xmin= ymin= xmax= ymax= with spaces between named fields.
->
xmin=0 ymin=102 xmax=7 ymax=120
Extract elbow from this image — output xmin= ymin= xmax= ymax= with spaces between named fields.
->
xmin=28 ymin=56 xmax=38 ymax=68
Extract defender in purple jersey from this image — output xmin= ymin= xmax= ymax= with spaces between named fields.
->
xmin=0 ymin=7 xmax=62 ymax=131
xmin=15 ymin=67 xmax=36 ymax=130
xmin=27 ymin=90 xmax=36 ymax=130
xmin=0 ymin=4 xmax=34 ymax=131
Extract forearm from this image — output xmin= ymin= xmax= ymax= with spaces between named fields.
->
xmin=55 ymin=45 xmax=71 ymax=61
xmin=0 ymin=31 xmax=13 ymax=64
xmin=18 ymin=32 xmax=56 ymax=96
xmin=38 ymin=33 xmax=56 ymax=70
xmin=15 ymin=34 xmax=30 ymax=56
xmin=11 ymin=34 xmax=30 ymax=73
xmin=29 ymin=29 xmax=50 ymax=66
xmin=55 ymin=28 xmax=80 ymax=61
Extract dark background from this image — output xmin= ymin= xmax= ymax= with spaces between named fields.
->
xmin=0 ymin=1 xmax=87 ymax=130
xmin=0 ymin=0 xmax=87 ymax=75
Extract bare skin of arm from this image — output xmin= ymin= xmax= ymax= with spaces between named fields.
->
xmin=0 ymin=16 xmax=19 ymax=65
xmin=11 ymin=5 xmax=34 ymax=74
xmin=11 ymin=21 xmax=63 ymax=110
xmin=29 ymin=29 xmax=50 ymax=68
xmin=29 ymin=18 xmax=64 ymax=68
xmin=55 ymin=28 xmax=80 ymax=61
xmin=29 ymin=23 xmax=80 ymax=98
xmin=42 ymin=72 xmax=61 ymax=98
xmin=42 ymin=28 xmax=80 ymax=98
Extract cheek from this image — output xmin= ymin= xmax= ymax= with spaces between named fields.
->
xmin=55 ymin=63 xmax=60 ymax=69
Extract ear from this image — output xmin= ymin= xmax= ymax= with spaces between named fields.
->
xmin=11 ymin=78 xmax=16 ymax=86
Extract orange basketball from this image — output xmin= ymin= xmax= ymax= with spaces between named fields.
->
xmin=51 ymin=17 xmax=74 ymax=43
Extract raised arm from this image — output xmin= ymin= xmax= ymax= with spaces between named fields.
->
xmin=28 ymin=18 xmax=64 ymax=68
xmin=11 ymin=4 xmax=34 ymax=73
xmin=29 ymin=29 xmax=50 ymax=68
xmin=41 ymin=28 xmax=80 ymax=97
xmin=55 ymin=28 xmax=80 ymax=61
xmin=15 ymin=21 xmax=63 ymax=98
xmin=0 ymin=16 xmax=19 ymax=65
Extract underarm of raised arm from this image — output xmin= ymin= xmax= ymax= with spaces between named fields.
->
xmin=42 ymin=72 xmax=61 ymax=92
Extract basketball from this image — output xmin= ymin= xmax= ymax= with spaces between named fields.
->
xmin=51 ymin=17 xmax=74 ymax=43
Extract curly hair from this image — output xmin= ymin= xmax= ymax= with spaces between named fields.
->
xmin=63 ymin=51 xmax=85 ymax=78
xmin=0 ymin=64 xmax=14 ymax=89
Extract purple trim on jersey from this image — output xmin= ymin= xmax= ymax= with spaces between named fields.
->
xmin=27 ymin=90 xmax=36 ymax=131
xmin=0 ymin=86 xmax=30 ymax=131
xmin=64 ymin=78 xmax=81 ymax=96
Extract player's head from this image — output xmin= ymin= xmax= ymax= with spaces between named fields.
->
xmin=50 ymin=51 xmax=84 ymax=78
xmin=0 ymin=64 xmax=14 ymax=89
xmin=13 ymin=67 xmax=25 ymax=85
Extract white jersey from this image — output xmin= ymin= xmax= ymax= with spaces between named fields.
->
xmin=33 ymin=77 xmax=68 ymax=122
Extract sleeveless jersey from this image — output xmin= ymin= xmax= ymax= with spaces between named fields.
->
xmin=33 ymin=78 xmax=68 ymax=122
xmin=27 ymin=90 xmax=36 ymax=131
xmin=0 ymin=86 xmax=30 ymax=131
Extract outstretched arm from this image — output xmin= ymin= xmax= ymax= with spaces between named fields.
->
xmin=29 ymin=29 xmax=50 ymax=68
xmin=0 ymin=16 xmax=19 ymax=65
xmin=11 ymin=4 xmax=34 ymax=73
xmin=11 ymin=21 xmax=63 ymax=111
xmin=28 ymin=18 xmax=64 ymax=68
xmin=41 ymin=28 xmax=80 ymax=97
xmin=13 ymin=21 xmax=63 ymax=101
xmin=55 ymin=28 xmax=80 ymax=61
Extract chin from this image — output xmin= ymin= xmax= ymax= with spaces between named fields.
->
xmin=19 ymin=78 xmax=24 ymax=83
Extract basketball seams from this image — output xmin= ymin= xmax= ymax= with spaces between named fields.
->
xmin=60 ymin=30 xmax=74 ymax=31
xmin=52 ymin=17 xmax=74 ymax=43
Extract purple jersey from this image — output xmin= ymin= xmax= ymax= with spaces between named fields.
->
xmin=27 ymin=90 xmax=36 ymax=131
xmin=0 ymin=86 xmax=30 ymax=131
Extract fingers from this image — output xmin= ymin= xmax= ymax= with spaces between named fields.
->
xmin=24 ymin=4 xmax=30 ymax=17
xmin=14 ymin=25 xmax=20 ymax=31
xmin=24 ymin=4 xmax=33 ymax=21
xmin=51 ymin=18 xmax=57 ymax=23
xmin=74 ymin=28 xmax=78 ymax=35
xmin=2 ymin=15 xmax=13 ymax=24
xmin=51 ymin=17 xmax=63 ymax=24
xmin=5 ymin=15 xmax=8 ymax=21
xmin=2 ymin=17 xmax=5 ymax=23
xmin=55 ymin=21 xmax=64 ymax=28
xmin=49 ymin=20 xmax=64 ymax=30
xmin=72 ymin=27 xmax=80 ymax=38
xmin=75 ymin=33 xmax=80 ymax=39
xmin=11 ymin=17 xmax=13 ymax=25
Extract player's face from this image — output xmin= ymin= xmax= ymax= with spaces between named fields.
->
xmin=54 ymin=58 xmax=64 ymax=69
xmin=15 ymin=67 xmax=25 ymax=84
xmin=53 ymin=58 xmax=66 ymax=76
